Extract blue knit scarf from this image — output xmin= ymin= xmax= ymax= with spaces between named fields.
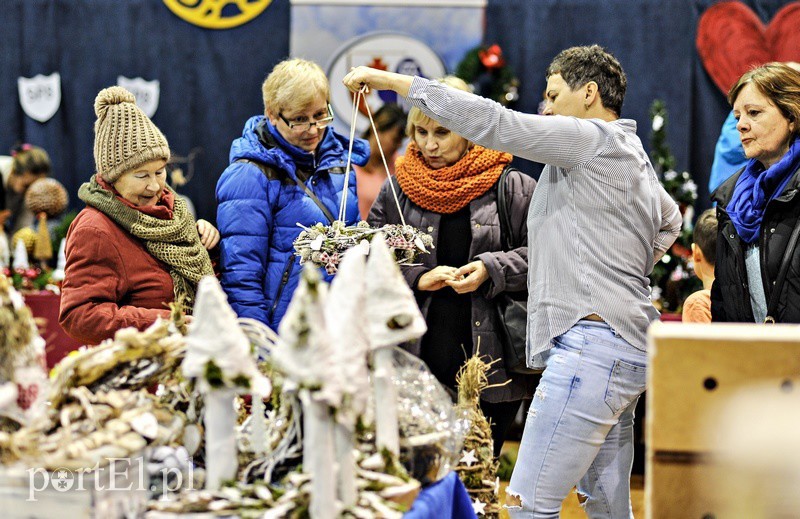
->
xmin=727 ymin=137 xmax=800 ymax=244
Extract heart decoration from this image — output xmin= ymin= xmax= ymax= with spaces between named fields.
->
xmin=16 ymin=383 xmax=39 ymax=411
xmin=697 ymin=1 xmax=800 ymax=95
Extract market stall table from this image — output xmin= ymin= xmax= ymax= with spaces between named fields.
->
xmin=23 ymin=290 xmax=82 ymax=368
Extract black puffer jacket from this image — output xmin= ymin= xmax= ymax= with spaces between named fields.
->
xmin=711 ymin=164 xmax=800 ymax=323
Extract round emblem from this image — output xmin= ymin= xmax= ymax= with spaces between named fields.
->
xmin=51 ymin=468 xmax=75 ymax=492
xmin=163 ymin=0 xmax=272 ymax=30
xmin=327 ymin=32 xmax=446 ymax=134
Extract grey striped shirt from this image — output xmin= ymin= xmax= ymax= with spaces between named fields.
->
xmin=407 ymin=77 xmax=681 ymax=360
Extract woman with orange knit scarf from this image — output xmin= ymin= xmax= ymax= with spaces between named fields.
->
xmin=368 ymin=76 xmax=537 ymax=455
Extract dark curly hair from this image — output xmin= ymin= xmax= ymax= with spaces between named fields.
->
xmin=546 ymin=45 xmax=627 ymax=117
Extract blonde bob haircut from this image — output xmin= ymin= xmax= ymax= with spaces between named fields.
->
xmin=262 ymin=58 xmax=330 ymax=116
xmin=406 ymin=76 xmax=474 ymax=146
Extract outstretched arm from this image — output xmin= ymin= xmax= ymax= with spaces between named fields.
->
xmin=343 ymin=67 xmax=608 ymax=169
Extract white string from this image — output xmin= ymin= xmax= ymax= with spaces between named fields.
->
xmin=338 ymin=88 xmax=364 ymax=222
xmin=362 ymin=99 xmax=407 ymax=227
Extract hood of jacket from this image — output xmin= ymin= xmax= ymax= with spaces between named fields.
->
xmin=229 ymin=116 xmax=369 ymax=182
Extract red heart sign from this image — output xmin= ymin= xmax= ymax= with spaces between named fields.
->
xmin=16 ymin=383 xmax=39 ymax=411
xmin=697 ymin=1 xmax=800 ymax=95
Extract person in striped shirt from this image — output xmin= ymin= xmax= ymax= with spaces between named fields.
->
xmin=345 ymin=44 xmax=681 ymax=518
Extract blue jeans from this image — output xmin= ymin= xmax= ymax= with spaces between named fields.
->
xmin=507 ymin=320 xmax=647 ymax=518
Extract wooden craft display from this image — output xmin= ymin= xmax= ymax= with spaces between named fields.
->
xmin=646 ymin=322 xmax=800 ymax=518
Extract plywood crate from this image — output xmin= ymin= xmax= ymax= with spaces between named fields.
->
xmin=647 ymin=322 xmax=800 ymax=453
xmin=646 ymin=322 xmax=800 ymax=519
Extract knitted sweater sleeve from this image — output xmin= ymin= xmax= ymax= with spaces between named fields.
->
xmin=59 ymin=225 xmax=170 ymax=345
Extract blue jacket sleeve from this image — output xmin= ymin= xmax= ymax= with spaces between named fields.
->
xmin=216 ymin=162 xmax=273 ymax=323
xmin=709 ymin=111 xmax=747 ymax=193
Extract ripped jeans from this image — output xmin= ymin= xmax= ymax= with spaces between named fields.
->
xmin=507 ymin=320 xmax=647 ymax=518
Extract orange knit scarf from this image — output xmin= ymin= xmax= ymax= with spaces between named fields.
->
xmin=395 ymin=142 xmax=512 ymax=214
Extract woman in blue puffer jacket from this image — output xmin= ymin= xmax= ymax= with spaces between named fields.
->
xmin=216 ymin=58 xmax=369 ymax=329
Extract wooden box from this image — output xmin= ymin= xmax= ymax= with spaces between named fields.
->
xmin=646 ymin=322 xmax=800 ymax=519
xmin=647 ymin=322 xmax=800 ymax=453
xmin=645 ymin=457 xmax=724 ymax=519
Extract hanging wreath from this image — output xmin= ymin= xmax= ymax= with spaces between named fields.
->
xmin=456 ymin=44 xmax=520 ymax=106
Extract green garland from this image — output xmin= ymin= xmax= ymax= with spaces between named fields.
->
xmin=456 ymin=45 xmax=520 ymax=106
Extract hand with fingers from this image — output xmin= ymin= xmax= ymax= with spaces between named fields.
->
xmin=417 ymin=265 xmax=460 ymax=292
xmin=446 ymin=260 xmax=489 ymax=294
xmin=342 ymin=66 xmax=414 ymax=97
xmin=196 ymin=219 xmax=220 ymax=250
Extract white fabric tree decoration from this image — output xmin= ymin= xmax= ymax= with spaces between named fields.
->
xmin=12 ymin=238 xmax=29 ymax=270
xmin=274 ymin=265 xmax=340 ymax=519
xmin=324 ymin=247 xmax=370 ymax=508
xmin=181 ymin=276 xmax=271 ymax=491
xmin=364 ymin=234 xmax=427 ymax=456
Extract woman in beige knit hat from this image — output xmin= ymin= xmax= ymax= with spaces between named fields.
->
xmin=59 ymin=86 xmax=219 ymax=345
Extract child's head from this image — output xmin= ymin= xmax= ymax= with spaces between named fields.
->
xmin=9 ymin=144 xmax=50 ymax=194
xmin=692 ymin=208 xmax=718 ymax=283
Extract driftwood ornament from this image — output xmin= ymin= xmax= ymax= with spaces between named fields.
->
xmin=365 ymin=233 xmax=427 ymax=457
xmin=181 ymin=276 xmax=271 ymax=491
xmin=274 ymin=266 xmax=339 ymax=519
xmin=324 ymin=247 xmax=370 ymax=508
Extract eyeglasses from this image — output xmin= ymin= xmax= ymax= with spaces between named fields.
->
xmin=278 ymin=104 xmax=334 ymax=131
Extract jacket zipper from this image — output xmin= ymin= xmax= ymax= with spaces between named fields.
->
xmin=268 ymin=256 xmax=296 ymax=323
xmin=759 ymin=211 xmax=772 ymax=305
xmin=720 ymin=210 xmax=755 ymax=321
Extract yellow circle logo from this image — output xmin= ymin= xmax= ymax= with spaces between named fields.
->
xmin=163 ymin=0 xmax=272 ymax=30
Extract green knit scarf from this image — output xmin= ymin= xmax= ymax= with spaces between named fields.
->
xmin=78 ymin=176 xmax=214 ymax=311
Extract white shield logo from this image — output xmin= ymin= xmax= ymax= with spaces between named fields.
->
xmin=17 ymin=73 xmax=61 ymax=123
xmin=117 ymin=76 xmax=160 ymax=118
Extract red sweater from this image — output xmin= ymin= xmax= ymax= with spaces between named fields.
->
xmin=59 ymin=206 xmax=173 ymax=345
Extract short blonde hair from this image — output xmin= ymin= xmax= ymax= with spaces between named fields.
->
xmin=262 ymin=58 xmax=329 ymax=116
xmin=406 ymin=76 xmax=472 ymax=143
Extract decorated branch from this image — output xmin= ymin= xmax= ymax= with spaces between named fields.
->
xmin=455 ymin=349 xmax=504 ymax=517
xmin=293 ymin=220 xmax=432 ymax=275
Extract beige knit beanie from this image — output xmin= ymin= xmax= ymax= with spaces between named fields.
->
xmin=93 ymin=86 xmax=170 ymax=183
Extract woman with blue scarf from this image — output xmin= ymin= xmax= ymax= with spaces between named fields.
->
xmin=712 ymin=62 xmax=800 ymax=323
xmin=216 ymin=59 xmax=369 ymax=329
